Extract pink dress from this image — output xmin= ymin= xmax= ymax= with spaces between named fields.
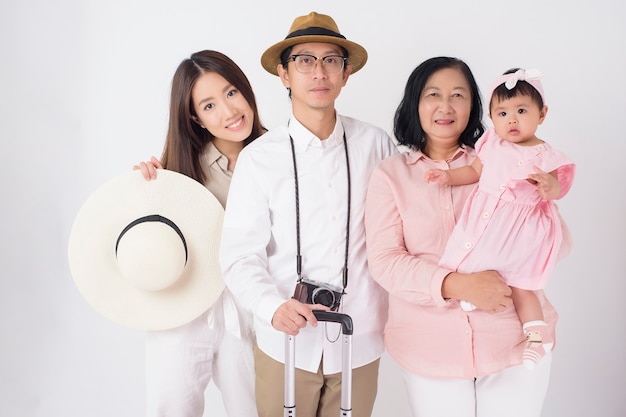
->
xmin=439 ymin=128 xmax=575 ymax=290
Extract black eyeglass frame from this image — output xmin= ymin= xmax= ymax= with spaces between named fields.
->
xmin=288 ymin=54 xmax=348 ymax=74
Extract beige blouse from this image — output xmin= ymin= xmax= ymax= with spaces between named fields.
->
xmin=199 ymin=141 xmax=232 ymax=209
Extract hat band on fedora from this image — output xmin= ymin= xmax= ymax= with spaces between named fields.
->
xmin=286 ymin=26 xmax=346 ymax=41
xmin=115 ymin=215 xmax=188 ymax=262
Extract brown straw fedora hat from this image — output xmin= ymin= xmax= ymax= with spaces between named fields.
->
xmin=261 ymin=11 xmax=368 ymax=76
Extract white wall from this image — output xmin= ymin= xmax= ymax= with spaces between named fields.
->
xmin=1 ymin=0 xmax=624 ymax=416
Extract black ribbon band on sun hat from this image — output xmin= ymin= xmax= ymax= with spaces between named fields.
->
xmin=286 ymin=26 xmax=346 ymax=40
xmin=115 ymin=214 xmax=188 ymax=262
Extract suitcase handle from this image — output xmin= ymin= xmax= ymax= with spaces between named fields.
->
xmin=312 ymin=310 xmax=353 ymax=335
xmin=285 ymin=311 xmax=354 ymax=417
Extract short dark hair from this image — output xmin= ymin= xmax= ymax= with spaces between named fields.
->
xmin=394 ymin=56 xmax=484 ymax=152
xmin=490 ymin=68 xmax=544 ymax=112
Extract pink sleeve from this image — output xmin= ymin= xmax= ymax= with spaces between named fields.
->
xmin=364 ymin=160 xmax=449 ymax=307
xmin=555 ymin=163 xmax=576 ymax=200
xmin=537 ymin=144 xmax=576 ymax=200
xmin=474 ymin=129 xmax=492 ymax=155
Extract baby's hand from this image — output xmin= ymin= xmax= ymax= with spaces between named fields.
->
xmin=424 ymin=169 xmax=450 ymax=185
xmin=527 ymin=166 xmax=560 ymax=200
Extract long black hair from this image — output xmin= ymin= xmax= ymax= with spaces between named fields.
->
xmin=161 ymin=50 xmax=265 ymax=183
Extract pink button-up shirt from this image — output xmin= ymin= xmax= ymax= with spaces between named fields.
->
xmin=365 ymin=148 xmax=568 ymax=379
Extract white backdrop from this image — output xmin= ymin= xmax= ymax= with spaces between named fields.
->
xmin=1 ymin=0 xmax=624 ymax=416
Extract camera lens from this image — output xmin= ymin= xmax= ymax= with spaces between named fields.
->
xmin=312 ymin=287 xmax=335 ymax=308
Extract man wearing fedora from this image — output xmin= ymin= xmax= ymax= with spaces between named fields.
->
xmin=220 ymin=11 xmax=398 ymax=417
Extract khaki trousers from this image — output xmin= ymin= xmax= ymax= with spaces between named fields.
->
xmin=254 ymin=342 xmax=379 ymax=417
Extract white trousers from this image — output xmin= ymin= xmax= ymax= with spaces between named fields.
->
xmin=145 ymin=295 xmax=257 ymax=417
xmin=401 ymin=353 xmax=552 ymax=417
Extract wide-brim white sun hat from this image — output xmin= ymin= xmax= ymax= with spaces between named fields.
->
xmin=68 ymin=169 xmax=225 ymax=330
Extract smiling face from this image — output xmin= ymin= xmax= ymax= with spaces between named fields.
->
xmin=418 ymin=67 xmax=472 ymax=153
xmin=490 ymin=94 xmax=547 ymax=146
xmin=191 ymin=71 xmax=254 ymax=148
xmin=277 ymin=42 xmax=350 ymax=116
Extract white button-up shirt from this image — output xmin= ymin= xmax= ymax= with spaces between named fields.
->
xmin=220 ymin=114 xmax=398 ymax=373
xmin=200 ymin=141 xmax=253 ymax=340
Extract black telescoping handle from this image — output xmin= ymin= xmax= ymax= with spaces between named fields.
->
xmin=312 ymin=310 xmax=353 ymax=335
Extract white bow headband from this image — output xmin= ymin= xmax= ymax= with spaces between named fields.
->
xmin=488 ymin=68 xmax=546 ymax=106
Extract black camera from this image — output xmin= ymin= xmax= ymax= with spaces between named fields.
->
xmin=293 ymin=278 xmax=343 ymax=311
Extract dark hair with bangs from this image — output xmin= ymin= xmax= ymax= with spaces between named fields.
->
xmin=490 ymin=68 xmax=544 ymax=112
xmin=394 ymin=56 xmax=484 ymax=152
xmin=161 ymin=50 xmax=265 ymax=184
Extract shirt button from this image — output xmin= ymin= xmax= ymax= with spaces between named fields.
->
xmin=517 ymin=160 xmax=524 ymax=166
xmin=499 ymin=183 xmax=506 ymax=190
xmin=482 ymin=212 xmax=490 ymax=219
xmin=464 ymin=242 xmax=473 ymax=249
xmin=537 ymin=145 xmax=545 ymax=151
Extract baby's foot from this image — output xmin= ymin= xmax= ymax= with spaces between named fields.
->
xmin=522 ymin=321 xmax=553 ymax=370
xmin=523 ymin=330 xmax=546 ymax=370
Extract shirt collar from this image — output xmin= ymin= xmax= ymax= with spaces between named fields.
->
xmin=288 ymin=114 xmax=344 ymax=152
xmin=406 ymin=144 xmax=471 ymax=164
xmin=201 ymin=141 xmax=229 ymax=171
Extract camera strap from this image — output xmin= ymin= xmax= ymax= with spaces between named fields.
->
xmin=289 ymin=124 xmax=351 ymax=295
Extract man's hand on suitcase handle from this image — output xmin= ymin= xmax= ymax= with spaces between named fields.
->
xmin=271 ymin=298 xmax=331 ymax=335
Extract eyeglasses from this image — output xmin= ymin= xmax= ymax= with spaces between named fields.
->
xmin=289 ymin=54 xmax=347 ymax=74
